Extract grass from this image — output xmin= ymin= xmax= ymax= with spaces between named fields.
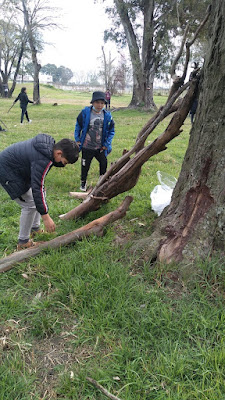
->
xmin=0 ymin=84 xmax=225 ymax=400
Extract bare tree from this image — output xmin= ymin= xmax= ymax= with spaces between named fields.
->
xmin=101 ymin=46 xmax=116 ymax=92
xmin=14 ymin=0 xmax=59 ymax=103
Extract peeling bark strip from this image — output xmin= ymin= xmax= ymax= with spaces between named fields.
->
xmin=0 ymin=197 xmax=133 ymax=273
xmin=158 ymin=185 xmax=214 ymax=263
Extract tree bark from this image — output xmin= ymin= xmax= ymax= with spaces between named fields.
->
xmin=141 ymin=0 xmax=225 ymax=264
xmin=0 ymin=196 xmax=133 ymax=273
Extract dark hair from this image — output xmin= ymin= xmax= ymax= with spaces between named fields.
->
xmin=54 ymin=139 xmax=79 ymax=164
xmin=21 ymin=87 xmax=26 ymax=93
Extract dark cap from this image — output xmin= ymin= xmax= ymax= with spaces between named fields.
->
xmin=90 ymin=91 xmax=106 ymax=104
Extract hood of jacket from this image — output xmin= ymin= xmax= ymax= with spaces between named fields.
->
xmin=33 ymin=133 xmax=55 ymax=160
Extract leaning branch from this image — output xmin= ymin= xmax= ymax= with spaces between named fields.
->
xmin=0 ymin=196 xmax=133 ymax=273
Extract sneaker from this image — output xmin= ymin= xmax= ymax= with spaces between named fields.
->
xmin=17 ymin=239 xmax=41 ymax=251
xmin=29 ymin=119 xmax=32 ymax=123
xmin=30 ymin=229 xmax=44 ymax=238
xmin=80 ymin=181 xmax=87 ymax=192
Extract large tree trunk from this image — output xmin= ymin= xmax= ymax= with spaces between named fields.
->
xmin=142 ymin=0 xmax=225 ymax=264
xmin=114 ymin=0 xmax=156 ymax=110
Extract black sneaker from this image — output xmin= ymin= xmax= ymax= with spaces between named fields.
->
xmin=80 ymin=181 xmax=87 ymax=192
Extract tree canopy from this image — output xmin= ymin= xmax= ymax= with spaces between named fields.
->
xmin=41 ymin=64 xmax=73 ymax=85
xmin=101 ymin=0 xmax=211 ymax=109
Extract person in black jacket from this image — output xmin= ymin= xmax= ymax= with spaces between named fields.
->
xmin=14 ymin=87 xmax=34 ymax=124
xmin=0 ymin=134 xmax=79 ymax=250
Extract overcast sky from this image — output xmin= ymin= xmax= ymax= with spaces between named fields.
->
xmin=40 ymin=0 xmax=117 ymax=75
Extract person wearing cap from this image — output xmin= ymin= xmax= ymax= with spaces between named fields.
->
xmin=74 ymin=91 xmax=115 ymax=191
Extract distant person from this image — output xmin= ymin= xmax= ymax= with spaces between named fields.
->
xmin=190 ymin=97 xmax=198 ymax=124
xmin=14 ymin=87 xmax=34 ymax=124
xmin=4 ymin=85 xmax=9 ymax=98
xmin=74 ymin=91 xmax=115 ymax=191
xmin=0 ymin=134 xmax=79 ymax=250
xmin=105 ymin=88 xmax=111 ymax=110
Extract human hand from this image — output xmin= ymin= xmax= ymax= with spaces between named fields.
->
xmin=42 ymin=214 xmax=56 ymax=232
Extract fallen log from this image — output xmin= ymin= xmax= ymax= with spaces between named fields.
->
xmin=0 ymin=196 xmax=133 ymax=273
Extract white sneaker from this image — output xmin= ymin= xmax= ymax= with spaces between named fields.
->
xmin=80 ymin=182 xmax=87 ymax=191
xmin=29 ymin=120 xmax=32 ymax=123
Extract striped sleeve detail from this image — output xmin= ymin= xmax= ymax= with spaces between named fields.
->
xmin=41 ymin=161 xmax=53 ymax=213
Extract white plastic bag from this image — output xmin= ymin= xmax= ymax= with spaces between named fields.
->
xmin=150 ymin=171 xmax=177 ymax=216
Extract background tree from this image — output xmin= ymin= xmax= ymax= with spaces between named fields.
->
xmin=41 ymin=63 xmax=58 ymax=81
xmin=41 ymin=64 xmax=73 ymax=85
xmin=56 ymin=65 xmax=73 ymax=85
xmin=101 ymin=0 xmax=210 ymax=110
xmin=8 ymin=0 xmax=59 ymax=103
xmin=0 ymin=7 xmax=27 ymax=97
xmin=101 ymin=46 xmax=116 ymax=93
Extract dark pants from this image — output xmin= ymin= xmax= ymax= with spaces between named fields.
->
xmin=106 ymin=100 xmax=110 ymax=110
xmin=21 ymin=106 xmax=29 ymax=123
xmin=81 ymin=148 xmax=107 ymax=182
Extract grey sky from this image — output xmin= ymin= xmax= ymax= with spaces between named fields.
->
xmin=40 ymin=0 xmax=116 ymax=74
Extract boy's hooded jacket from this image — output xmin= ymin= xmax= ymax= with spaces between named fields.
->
xmin=0 ymin=134 xmax=59 ymax=215
xmin=74 ymin=106 xmax=115 ymax=155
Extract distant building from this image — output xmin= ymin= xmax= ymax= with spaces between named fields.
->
xmin=16 ymin=74 xmax=53 ymax=84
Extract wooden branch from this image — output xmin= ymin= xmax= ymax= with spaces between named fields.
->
xmin=86 ymin=377 xmax=122 ymax=400
xmin=69 ymin=191 xmax=89 ymax=199
xmin=0 ymin=196 xmax=133 ymax=273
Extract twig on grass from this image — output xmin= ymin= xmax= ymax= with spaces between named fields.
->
xmin=86 ymin=377 xmax=123 ymax=400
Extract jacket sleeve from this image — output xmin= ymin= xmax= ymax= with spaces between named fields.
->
xmin=14 ymin=95 xmax=20 ymax=103
xmin=74 ymin=112 xmax=83 ymax=142
xmin=103 ymin=117 xmax=115 ymax=153
xmin=30 ymin=159 xmax=53 ymax=215
xmin=28 ymin=98 xmax=34 ymax=104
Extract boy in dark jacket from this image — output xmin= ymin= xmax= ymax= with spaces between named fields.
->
xmin=0 ymin=134 xmax=79 ymax=250
xmin=14 ymin=87 xmax=34 ymax=124
xmin=74 ymin=91 xmax=115 ymax=191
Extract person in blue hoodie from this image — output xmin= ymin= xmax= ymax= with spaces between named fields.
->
xmin=0 ymin=134 xmax=79 ymax=250
xmin=74 ymin=91 xmax=115 ymax=191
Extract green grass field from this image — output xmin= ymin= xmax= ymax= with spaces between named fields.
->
xmin=0 ymin=84 xmax=224 ymax=400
